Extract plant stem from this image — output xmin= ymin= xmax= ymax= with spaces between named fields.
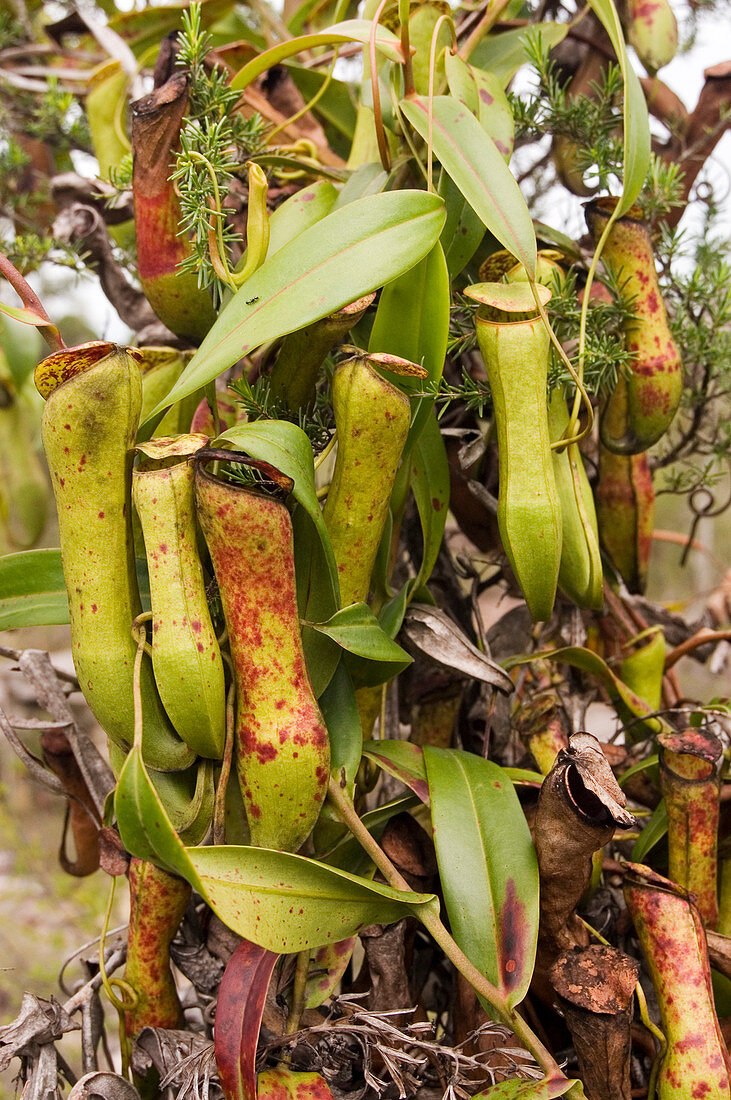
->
xmin=0 ymin=252 xmax=65 ymax=352
xmin=326 ymin=775 xmax=565 ymax=1080
xmin=286 ymin=949 xmax=310 ymax=1034
xmin=458 ymin=0 xmax=512 ymax=61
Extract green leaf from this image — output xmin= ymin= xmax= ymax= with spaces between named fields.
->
xmin=334 ymin=163 xmax=389 ymax=208
xmin=369 ymin=241 xmax=450 ymax=449
xmin=618 ymin=753 xmax=659 ymax=788
xmin=310 ymin=603 xmax=412 ymax=664
xmin=0 ymin=301 xmax=62 ymax=350
xmin=0 ymin=549 xmax=69 ymax=630
xmin=190 ymin=846 xmax=438 ymax=953
xmin=472 ymin=1076 xmax=577 ymax=1099
xmin=410 ymin=413 xmax=450 ymax=589
xmin=400 ymin=95 xmax=536 ymax=277
xmin=587 ymin=0 xmax=650 ymax=213
xmin=319 ymin=660 xmax=362 ymax=785
xmin=438 ymin=169 xmax=486 ymax=281
xmin=287 ymin=64 xmax=357 ymax=142
xmin=631 ymin=799 xmax=667 ymax=862
xmin=146 ymin=191 xmax=445 ymax=422
xmin=266 ymin=180 xmax=339 ymax=259
xmin=230 ymin=21 xmax=404 ymax=91
xmin=115 ymin=745 xmax=195 ymax=879
xmin=504 ymin=768 xmax=543 ymax=788
xmin=116 ymin=745 xmax=439 ymax=952
xmin=293 ymin=508 xmax=340 ymax=698
xmin=469 ymin=23 xmax=568 ymax=86
xmin=362 ymin=739 xmax=429 ymax=803
xmin=424 ymin=747 xmax=539 ymax=1012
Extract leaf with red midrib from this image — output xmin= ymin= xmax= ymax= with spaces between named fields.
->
xmin=214 ymin=940 xmax=279 ymax=1100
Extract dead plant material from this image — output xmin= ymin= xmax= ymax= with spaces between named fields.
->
xmin=658 ymin=727 xmax=722 ymax=927
xmin=262 ymin=995 xmax=541 ymax=1099
xmin=550 ymin=945 xmax=638 ymax=1100
xmin=706 ymin=929 xmax=731 ymax=980
xmin=41 ymin=726 xmax=101 ymax=877
xmin=52 ymin=203 xmax=160 ymax=334
xmin=68 ymin=1071 xmax=141 ymax=1100
xmin=379 ymin=813 xmax=437 ymax=892
xmin=533 ymin=733 xmax=635 ymax=992
xmin=662 ymin=61 xmax=731 ymax=228
xmin=360 ymin=922 xmax=414 ymax=1015
xmin=402 ymin=605 xmax=514 ymax=693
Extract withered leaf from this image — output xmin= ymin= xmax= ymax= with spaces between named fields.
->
xmin=0 ymin=994 xmax=79 ymax=1071
xmin=560 ymin=733 xmax=635 ymax=829
xmin=402 ymin=605 xmax=514 ymax=692
xmin=67 ymin=1072 xmax=141 ymax=1100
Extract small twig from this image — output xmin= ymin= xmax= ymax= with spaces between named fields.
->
xmin=0 ymin=252 xmax=65 ymax=351
xmin=0 ymin=643 xmax=78 ymax=687
xmin=665 ymin=628 xmax=731 ymax=670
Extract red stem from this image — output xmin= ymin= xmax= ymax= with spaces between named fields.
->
xmin=0 ymin=252 xmax=65 ymax=352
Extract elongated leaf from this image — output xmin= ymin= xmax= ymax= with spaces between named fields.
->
xmin=438 ymin=169 xmax=486 ymax=281
xmin=618 ymin=753 xmax=659 ymax=788
xmin=216 ymin=420 xmax=339 ymax=608
xmin=287 ymin=64 xmax=357 ymax=141
xmin=368 ymin=241 xmax=450 ymax=449
xmin=214 ymin=940 xmax=279 ymax=1100
xmin=231 ymin=20 xmax=404 ymax=90
xmin=266 ymin=181 xmax=339 ymax=259
xmin=293 ymin=508 xmax=340 ymax=697
xmin=319 ymin=660 xmax=362 ymax=785
xmin=631 ymin=799 xmax=667 ymax=862
xmin=587 ymin=0 xmax=650 ymax=213
xmin=424 ymin=746 xmax=539 ymax=1011
xmin=400 ymin=95 xmax=536 ymax=276
xmin=410 ymin=413 xmax=450 ymax=589
xmin=0 ymin=301 xmax=62 ymax=352
xmin=115 ymin=746 xmax=438 ymax=952
xmin=189 ymin=847 xmax=438 ymax=953
xmin=472 ymin=1076 xmax=576 ymax=1099
xmin=146 ymin=191 xmax=445 ymax=422
xmin=0 ymin=549 xmax=69 ymax=629
xmin=362 ymin=739 xmax=429 ymax=803
xmin=504 ymin=768 xmax=543 ymax=788
xmin=470 ymin=23 xmax=568 ymax=86
xmin=310 ymin=603 xmax=412 ymax=664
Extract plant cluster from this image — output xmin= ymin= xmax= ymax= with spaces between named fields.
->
xmin=0 ymin=0 xmax=730 ymax=1098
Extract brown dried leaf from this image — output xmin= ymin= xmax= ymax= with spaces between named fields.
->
xmin=402 ymin=605 xmax=514 ymax=692
xmin=0 ymin=994 xmax=79 ymax=1071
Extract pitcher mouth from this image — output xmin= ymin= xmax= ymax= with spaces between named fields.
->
xmin=35 ymin=342 xmax=143 ymax=399
xmin=194 ymin=447 xmax=295 ymax=500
